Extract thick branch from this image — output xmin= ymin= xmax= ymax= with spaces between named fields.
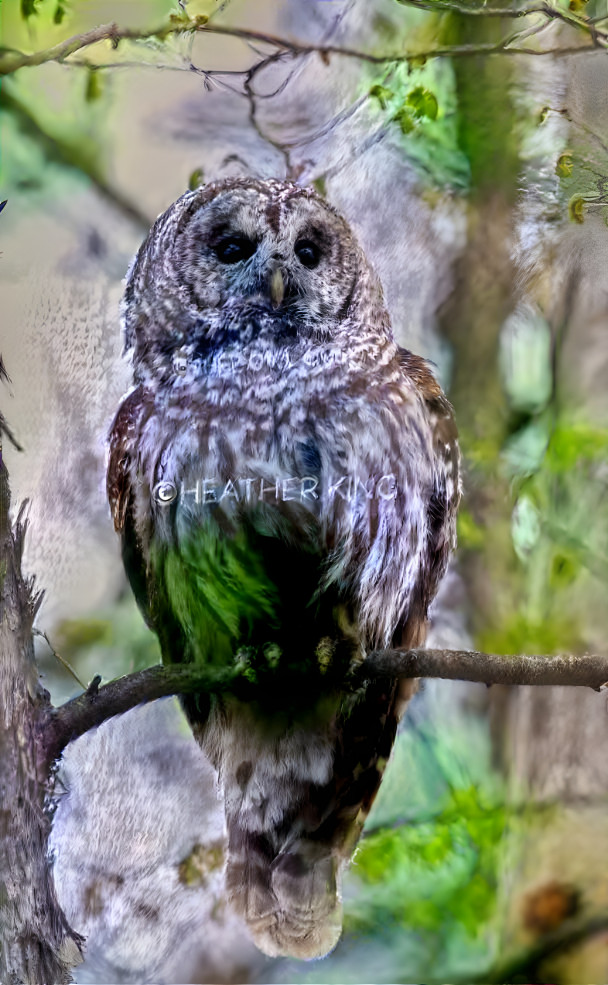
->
xmin=0 ymin=7 xmax=604 ymax=79
xmin=42 ymin=663 xmax=244 ymax=765
xmin=357 ymin=647 xmax=608 ymax=689
xmin=42 ymin=647 xmax=608 ymax=766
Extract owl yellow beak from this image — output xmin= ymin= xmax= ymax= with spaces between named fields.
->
xmin=269 ymin=268 xmax=285 ymax=309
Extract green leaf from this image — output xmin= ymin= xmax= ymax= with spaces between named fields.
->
xmin=85 ymin=69 xmax=103 ymax=103
xmin=354 ymin=782 xmax=504 ymax=935
xmin=369 ymin=84 xmax=394 ymax=110
xmin=366 ymin=58 xmax=469 ymax=190
xmin=550 ymin=552 xmax=579 ymax=589
xmin=406 ymin=86 xmax=439 ymax=121
xmin=54 ymin=1 xmax=69 ymax=24
xmin=568 ymin=194 xmax=585 ymax=223
xmin=407 ymin=55 xmax=428 ymax=71
xmin=555 ymin=151 xmax=573 ymax=178
xmin=188 ymin=167 xmax=205 ymax=190
xmin=21 ymin=0 xmax=40 ymax=18
xmin=546 ymin=423 xmax=608 ymax=470
xmin=393 ymin=107 xmax=416 ymax=134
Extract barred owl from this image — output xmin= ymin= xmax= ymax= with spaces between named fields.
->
xmin=107 ymin=177 xmax=460 ymax=959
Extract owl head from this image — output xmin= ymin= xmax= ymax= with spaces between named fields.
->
xmin=122 ymin=177 xmax=391 ymax=380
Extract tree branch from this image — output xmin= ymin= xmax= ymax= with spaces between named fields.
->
xmin=40 ymin=646 xmax=608 ymax=768
xmin=0 ymin=6 xmax=604 ymax=80
xmin=356 ymin=646 xmax=608 ymax=689
xmin=0 ymin=14 xmax=207 ymax=76
xmin=41 ymin=663 xmax=243 ymax=765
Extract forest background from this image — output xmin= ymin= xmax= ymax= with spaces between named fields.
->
xmin=2 ymin=0 xmax=608 ymax=981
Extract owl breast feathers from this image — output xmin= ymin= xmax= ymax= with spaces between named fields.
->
xmin=107 ymin=177 xmax=460 ymax=960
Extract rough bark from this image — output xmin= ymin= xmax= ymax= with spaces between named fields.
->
xmin=0 ymin=465 xmax=82 ymax=985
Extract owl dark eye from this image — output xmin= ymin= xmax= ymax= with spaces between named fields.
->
xmin=294 ymin=239 xmax=321 ymax=269
xmin=215 ymin=237 xmax=257 ymax=264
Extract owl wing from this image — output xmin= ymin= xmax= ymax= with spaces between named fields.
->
xmin=313 ymin=346 xmax=460 ymax=653
xmin=107 ymin=385 xmax=162 ymax=635
xmin=392 ymin=347 xmax=460 ymax=648
xmin=107 ymin=387 xmax=141 ymax=538
xmin=321 ymin=348 xmax=460 ymax=840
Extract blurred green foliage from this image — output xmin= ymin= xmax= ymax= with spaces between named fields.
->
xmin=353 ymin=786 xmax=504 ymax=932
xmin=367 ymin=56 xmax=470 ymax=189
xmin=484 ymin=300 xmax=608 ymax=657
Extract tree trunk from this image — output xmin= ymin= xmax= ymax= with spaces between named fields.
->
xmin=0 ymin=461 xmax=82 ymax=985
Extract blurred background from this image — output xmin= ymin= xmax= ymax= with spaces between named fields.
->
xmin=2 ymin=0 xmax=608 ymax=981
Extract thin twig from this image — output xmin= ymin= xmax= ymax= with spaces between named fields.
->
xmin=547 ymin=105 xmax=608 ymax=157
xmin=0 ymin=16 xmax=204 ymax=75
xmin=244 ymin=50 xmax=293 ymax=176
xmin=0 ymin=10 xmax=605 ymax=79
xmin=0 ymin=413 xmax=24 ymax=453
xmin=33 ymin=628 xmax=86 ymax=689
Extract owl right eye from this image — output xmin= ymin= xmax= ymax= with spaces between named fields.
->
xmin=214 ymin=237 xmax=257 ymax=264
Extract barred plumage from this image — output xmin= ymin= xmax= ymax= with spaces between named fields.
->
xmin=107 ymin=177 xmax=460 ymax=959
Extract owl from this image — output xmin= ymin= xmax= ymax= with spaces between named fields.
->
xmin=107 ymin=177 xmax=460 ymax=960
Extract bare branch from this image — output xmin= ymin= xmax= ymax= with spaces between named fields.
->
xmin=202 ymin=9 xmax=604 ymax=57
xmin=0 ymin=15 xmax=207 ymax=76
xmin=357 ymin=647 xmax=608 ymax=689
xmin=243 ymin=50 xmax=293 ymax=175
xmin=0 ymin=358 xmax=24 ymax=453
xmin=40 ymin=646 xmax=608 ymax=767
xmin=0 ymin=7 xmax=605 ymax=80
xmin=41 ymin=663 xmax=243 ymax=765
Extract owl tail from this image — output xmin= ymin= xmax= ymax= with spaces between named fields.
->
xmin=225 ymin=827 xmax=343 ymax=960
xmin=201 ymin=676 xmax=409 ymax=959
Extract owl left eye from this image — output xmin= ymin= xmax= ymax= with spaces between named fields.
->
xmin=295 ymin=239 xmax=321 ymax=269
xmin=215 ymin=237 xmax=257 ymax=264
